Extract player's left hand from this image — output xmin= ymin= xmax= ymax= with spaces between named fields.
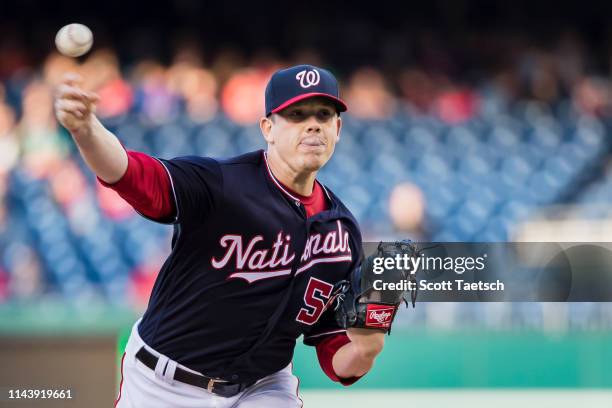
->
xmin=335 ymin=241 xmax=420 ymax=333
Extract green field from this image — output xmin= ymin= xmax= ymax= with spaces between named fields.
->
xmin=299 ymin=390 xmax=612 ymax=407
xmin=292 ymin=330 xmax=612 ymax=388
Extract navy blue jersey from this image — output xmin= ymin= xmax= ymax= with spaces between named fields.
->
xmin=137 ymin=150 xmax=363 ymax=384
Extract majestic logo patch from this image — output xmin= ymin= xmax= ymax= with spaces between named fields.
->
xmin=365 ymin=304 xmax=396 ymax=328
xmin=296 ymin=69 xmax=320 ymax=88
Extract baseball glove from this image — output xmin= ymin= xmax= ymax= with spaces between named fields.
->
xmin=333 ymin=240 xmax=420 ymax=333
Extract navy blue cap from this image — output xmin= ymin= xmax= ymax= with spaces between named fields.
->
xmin=265 ymin=64 xmax=348 ymax=116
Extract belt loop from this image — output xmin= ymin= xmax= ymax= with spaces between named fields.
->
xmin=155 ymin=354 xmax=169 ymax=381
xmin=164 ymin=359 xmax=178 ymax=385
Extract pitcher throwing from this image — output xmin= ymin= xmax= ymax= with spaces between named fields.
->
xmin=55 ymin=64 xmax=401 ymax=407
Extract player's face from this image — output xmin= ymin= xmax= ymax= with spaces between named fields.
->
xmin=261 ymin=98 xmax=342 ymax=173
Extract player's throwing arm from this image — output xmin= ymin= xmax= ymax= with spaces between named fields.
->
xmin=54 ymin=73 xmax=127 ymax=183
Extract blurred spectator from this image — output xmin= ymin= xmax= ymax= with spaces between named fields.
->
xmin=518 ymin=50 xmax=562 ymax=103
xmin=42 ymin=52 xmax=79 ymax=87
xmin=572 ymin=76 xmax=612 ymax=117
xmin=131 ymin=60 xmax=180 ymax=124
xmin=82 ymin=49 xmax=134 ymax=118
xmin=171 ymin=40 xmax=205 ymax=67
xmin=210 ymin=48 xmax=247 ymax=89
xmin=221 ymin=67 xmax=270 ymax=125
xmin=344 ymin=67 xmax=396 ymax=119
xmin=388 ymin=182 xmax=427 ymax=241
xmin=434 ymin=86 xmax=480 ymax=124
xmin=399 ymin=68 xmax=439 ymax=114
xmin=167 ymin=61 xmax=218 ymax=123
xmin=17 ymin=80 xmax=70 ymax=179
xmin=485 ymin=69 xmax=521 ymax=106
xmin=49 ymin=158 xmax=88 ymax=210
xmin=0 ymin=102 xmax=19 ymax=177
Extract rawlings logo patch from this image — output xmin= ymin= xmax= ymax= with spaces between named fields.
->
xmin=365 ymin=305 xmax=396 ymax=328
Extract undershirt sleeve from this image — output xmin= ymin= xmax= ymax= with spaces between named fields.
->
xmin=315 ymin=333 xmax=364 ymax=386
xmin=97 ymin=150 xmax=176 ymax=222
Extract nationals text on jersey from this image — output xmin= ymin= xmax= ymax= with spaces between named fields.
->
xmin=211 ymin=220 xmax=352 ymax=283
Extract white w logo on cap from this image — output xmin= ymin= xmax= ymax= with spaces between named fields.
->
xmin=296 ymin=69 xmax=320 ymax=88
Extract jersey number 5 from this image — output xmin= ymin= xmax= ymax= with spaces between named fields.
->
xmin=296 ymin=277 xmax=333 ymax=325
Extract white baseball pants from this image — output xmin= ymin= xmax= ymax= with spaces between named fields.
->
xmin=115 ymin=319 xmax=303 ymax=408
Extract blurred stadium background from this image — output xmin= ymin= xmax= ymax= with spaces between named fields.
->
xmin=1 ymin=1 xmax=612 ymax=407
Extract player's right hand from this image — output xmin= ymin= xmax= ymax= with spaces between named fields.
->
xmin=54 ymin=72 xmax=100 ymax=136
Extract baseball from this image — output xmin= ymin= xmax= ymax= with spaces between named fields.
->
xmin=55 ymin=23 xmax=93 ymax=57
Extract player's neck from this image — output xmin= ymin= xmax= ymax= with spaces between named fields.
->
xmin=266 ymin=150 xmax=317 ymax=196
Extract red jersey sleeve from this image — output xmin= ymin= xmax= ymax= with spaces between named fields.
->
xmin=97 ymin=150 xmax=176 ymax=222
xmin=315 ymin=333 xmax=364 ymax=386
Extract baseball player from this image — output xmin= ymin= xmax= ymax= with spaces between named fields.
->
xmin=55 ymin=65 xmax=395 ymax=408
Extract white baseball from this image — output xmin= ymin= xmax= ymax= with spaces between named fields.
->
xmin=55 ymin=23 xmax=93 ymax=57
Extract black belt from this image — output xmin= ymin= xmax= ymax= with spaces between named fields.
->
xmin=135 ymin=347 xmax=254 ymax=397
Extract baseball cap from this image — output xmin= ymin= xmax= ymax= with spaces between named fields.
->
xmin=265 ymin=64 xmax=348 ymax=116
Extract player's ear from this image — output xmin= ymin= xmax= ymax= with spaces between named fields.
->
xmin=260 ymin=116 xmax=274 ymax=144
xmin=335 ymin=115 xmax=342 ymax=143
